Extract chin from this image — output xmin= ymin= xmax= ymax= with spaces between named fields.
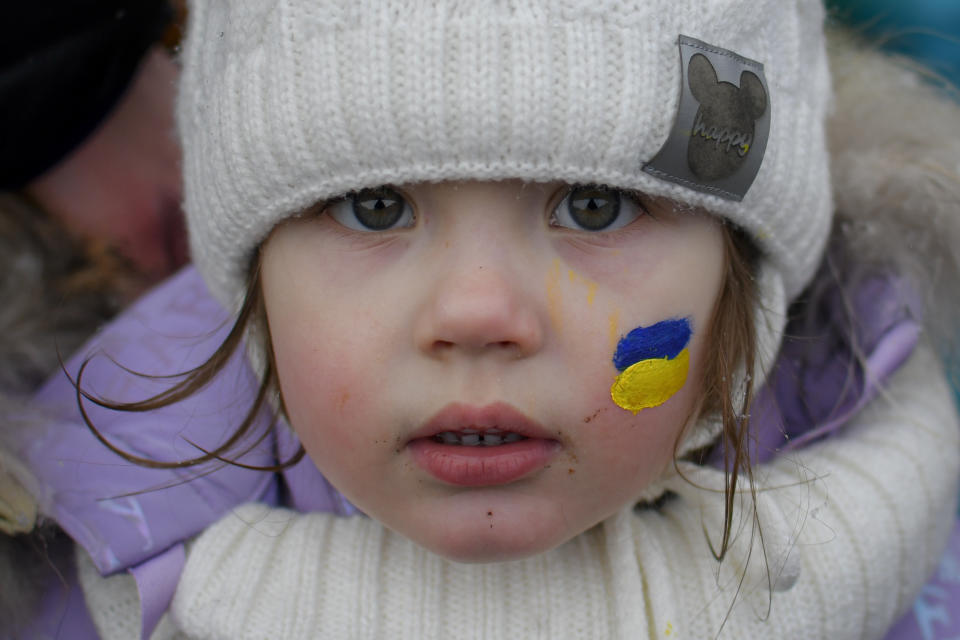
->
xmin=425 ymin=535 xmax=554 ymax=564
xmin=408 ymin=511 xmax=574 ymax=564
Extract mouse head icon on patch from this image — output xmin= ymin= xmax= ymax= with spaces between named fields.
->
xmin=644 ymin=36 xmax=770 ymax=202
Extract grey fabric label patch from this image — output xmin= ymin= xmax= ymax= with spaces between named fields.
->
xmin=643 ymin=35 xmax=770 ymax=202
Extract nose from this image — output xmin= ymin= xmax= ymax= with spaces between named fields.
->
xmin=415 ymin=260 xmax=544 ymax=360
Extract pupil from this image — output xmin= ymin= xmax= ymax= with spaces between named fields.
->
xmin=569 ymin=186 xmax=620 ymax=231
xmin=352 ymin=187 xmax=404 ymax=230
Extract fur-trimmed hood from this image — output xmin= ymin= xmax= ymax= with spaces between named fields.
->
xmin=827 ymin=27 xmax=960 ymax=361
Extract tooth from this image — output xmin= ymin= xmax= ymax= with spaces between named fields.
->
xmin=482 ymin=434 xmax=503 ymax=446
xmin=461 ymin=434 xmax=480 ymax=446
xmin=461 ymin=428 xmax=479 ymax=435
xmin=503 ymin=433 xmax=524 ymax=443
xmin=440 ymin=432 xmax=459 ymax=444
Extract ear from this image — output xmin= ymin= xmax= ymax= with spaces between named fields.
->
xmin=688 ymin=54 xmax=718 ymax=104
xmin=739 ymin=71 xmax=767 ymax=119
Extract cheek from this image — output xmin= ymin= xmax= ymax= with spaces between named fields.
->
xmin=566 ymin=316 xmax=709 ymax=485
xmin=588 ymin=373 xmax=700 ymax=460
xmin=270 ymin=312 xmax=383 ymax=461
xmin=572 ymin=358 xmax=703 ymax=514
xmin=559 ymin=231 xmax=721 ymax=428
xmin=559 ymin=309 xmax=707 ymax=418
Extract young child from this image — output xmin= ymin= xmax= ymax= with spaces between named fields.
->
xmin=12 ymin=0 xmax=960 ymax=638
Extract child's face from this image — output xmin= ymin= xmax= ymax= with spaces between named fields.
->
xmin=261 ymin=180 xmax=725 ymax=562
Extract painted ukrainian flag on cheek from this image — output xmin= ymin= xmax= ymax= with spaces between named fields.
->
xmin=610 ymin=318 xmax=692 ymax=414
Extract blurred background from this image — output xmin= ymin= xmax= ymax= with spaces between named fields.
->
xmin=827 ymin=0 xmax=960 ymax=91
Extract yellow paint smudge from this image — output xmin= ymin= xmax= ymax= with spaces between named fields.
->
xmin=565 ymin=268 xmax=599 ymax=306
xmin=610 ymin=348 xmax=690 ymax=414
xmin=607 ymin=309 xmax=620 ymax=352
xmin=665 ymin=622 xmax=675 ymax=636
xmin=546 ymin=260 xmax=563 ymax=332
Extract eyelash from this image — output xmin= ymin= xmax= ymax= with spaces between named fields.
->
xmin=548 ymin=185 xmax=648 ymax=233
xmin=319 ymin=184 xmax=649 ymax=234
xmin=324 ymin=186 xmax=417 ymax=233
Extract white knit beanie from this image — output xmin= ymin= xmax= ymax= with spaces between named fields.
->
xmin=177 ymin=0 xmax=833 ymax=409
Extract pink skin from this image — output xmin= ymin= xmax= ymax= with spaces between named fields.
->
xmin=261 ymin=180 xmax=725 ymax=562
xmin=27 ymin=47 xmax=187 ymax=287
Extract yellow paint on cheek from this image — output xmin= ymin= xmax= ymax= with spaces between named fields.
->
xmin=585 ymin=281 xmax=597 ymax=305
xmin=567 ymin=269 xmax=598 ymax=306
xmin=546 ymin=259 xmax=563 ymax=332
xmin=607 ymin=309 xmax=620 ymax=352
xmin=610 ymin=348 xmax=690 ymax=414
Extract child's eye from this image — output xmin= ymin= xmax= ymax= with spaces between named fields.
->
xmin=326 ymin=186 xmax=416 ymax=231
xmin=549 ymin=185 xmax=645 ymax=232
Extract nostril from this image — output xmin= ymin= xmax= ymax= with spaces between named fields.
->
xmin=490 ymin=341 xmax=526 ymax=359
xmin=430 ymin=339 xmax=518 ymax=355
xmin=417 ymin=276 xmax=544 ymax=357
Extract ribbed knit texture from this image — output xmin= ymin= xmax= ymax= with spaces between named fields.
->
xmin=97 ymin=343 xmax=951 ymax=640
xmin=177 ymin=0 xmax=833 ymax=312
xmin=77 ymin=547 xmax=186 ymax=640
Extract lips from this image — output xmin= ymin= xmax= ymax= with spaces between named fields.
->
xmin=407 ymin=402 xmax=561 ymax=487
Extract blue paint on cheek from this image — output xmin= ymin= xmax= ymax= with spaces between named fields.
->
xmin=612 ymin=317 xmax=692 ymax=371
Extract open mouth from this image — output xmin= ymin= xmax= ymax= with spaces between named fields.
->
xmin=431 ymin=428 xmax=528 ymax=446
xmin=408 ymin=402 xmax=559 ymax=486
